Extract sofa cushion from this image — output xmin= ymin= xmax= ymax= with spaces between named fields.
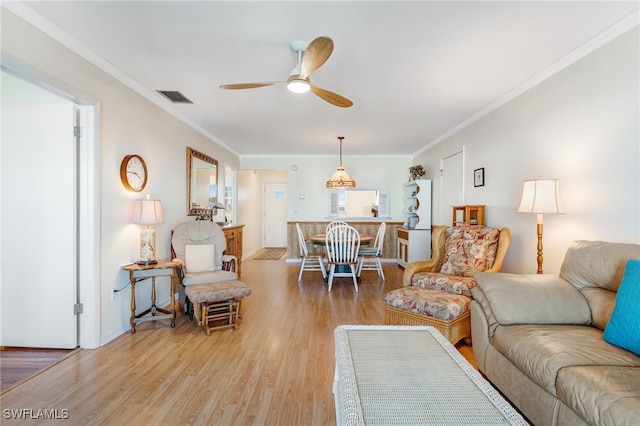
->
xmin=604 ymin=260 xmax=640 ymax=355
xmin=383 ymin=287 xmax=471 ymax=321
xmin=491 ymin=324 xmax=640 ymax=395
xmin=439 ymin=225 xmax=500 ymax=277
xmin=556 ymin=366 xmax=640 ymax=426
xmin=411 ymin=272 xmax=477 ymax=297
xmin=474 ymin=272 xmax=591 ymax=325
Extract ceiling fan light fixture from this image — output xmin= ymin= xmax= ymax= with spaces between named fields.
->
xmin=326 ymin=136 xmax=356 ymax=189
xmin=287 ymin=78 xmax=311 ymax=94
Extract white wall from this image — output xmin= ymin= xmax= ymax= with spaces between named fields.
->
xmin=414 ymin=26 xmax=640 ymax=275
xmin=240 ymin=156 xmax=412 ymax=222
xmin=1 ymin=9 xmax=240 ymax=344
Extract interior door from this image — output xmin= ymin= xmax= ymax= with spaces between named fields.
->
xmin=1 ymin=72 xmax=77 ymax=348
xmin=263 ymin=183 xmax=287 ymax=247
xmin=441 ymin=150 xmax=464 ymax=226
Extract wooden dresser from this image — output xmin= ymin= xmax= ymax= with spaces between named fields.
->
xmin=222 ymin=224 xmax=244 ymax=275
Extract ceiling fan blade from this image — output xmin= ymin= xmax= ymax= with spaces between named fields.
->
xmin=299 ymin=36 xmax=334 ymax=79
xmin=310 ymin=85 xmax=353 ymax=108
xmin=219 ymin=82 xmax=282 ymax=90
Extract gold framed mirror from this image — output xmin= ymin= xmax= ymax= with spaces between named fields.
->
xmin=186 ymin=147 xmax=218 ymax=216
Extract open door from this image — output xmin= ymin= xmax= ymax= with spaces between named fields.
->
xmin=1 ymin=71 xmax=77 ymax=348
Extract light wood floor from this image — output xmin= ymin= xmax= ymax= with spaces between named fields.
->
xmin=1 ymin=256 xmax=474 ymax=425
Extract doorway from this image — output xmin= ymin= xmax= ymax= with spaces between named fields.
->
xmin=263 ymin=183 xmax=288 ymax=247
xmin=440 ymin=149 xmax=464 ymax=225
xmin=1 ymin=64 xmax=99 ymax=349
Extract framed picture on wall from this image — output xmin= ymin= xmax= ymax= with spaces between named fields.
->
xmin=474 ymin=168 xmax=485 ymax=187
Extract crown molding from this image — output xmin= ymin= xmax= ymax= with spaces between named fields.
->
xmin=413 ymin=10 xmax=640 ymax=158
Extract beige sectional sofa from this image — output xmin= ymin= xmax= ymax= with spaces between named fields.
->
xmin=470 ymin=240 xmax=640 ymax=426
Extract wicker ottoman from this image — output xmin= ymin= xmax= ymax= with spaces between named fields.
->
xmin=184 ymin=280 xmax=251 ymax=335
xmin=383 ymin=286 xmax=471 ymax=345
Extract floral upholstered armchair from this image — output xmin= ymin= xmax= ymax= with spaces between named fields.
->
xmin=384 ymin=224 xmax=510 ymax=344
xmin=403 ymin=224 xmax=510 ymax=294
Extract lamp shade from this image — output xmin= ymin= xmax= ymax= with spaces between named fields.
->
xmin=517 ymin=179 xmax=562 ymax=214
xmin=132 ymin=199 xmax=164 ymax=225
xmin=326 ymin=167 xmax=356 ymax=188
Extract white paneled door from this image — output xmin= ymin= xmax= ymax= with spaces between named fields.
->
xmin=1 ymin=74 xmax=78 ymax=348
xmin=264 ymin=183 xmax=288 ymax=247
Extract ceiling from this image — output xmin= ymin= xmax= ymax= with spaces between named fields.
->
xmin=12 ymin=1 xmax=639 ymax=157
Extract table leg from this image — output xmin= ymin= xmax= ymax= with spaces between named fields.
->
xmin=150 ymin=277 xmax=157 ymax=316
xmin=130 ymin=277 xmax=137 ymax=334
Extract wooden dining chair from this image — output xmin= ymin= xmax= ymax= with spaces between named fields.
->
xmin=357 ymin=222 xmax=386 ymax=280
xmin=325 ymin=224 xmax=361 ymax=292
xmin=296 ymin=223 xmax=327 ymax=281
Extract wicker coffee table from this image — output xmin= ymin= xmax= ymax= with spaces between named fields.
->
xmin=333 ymin=325 xmax=528 ymax=425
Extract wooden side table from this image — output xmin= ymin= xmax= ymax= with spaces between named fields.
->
xmin=122 ymin=260 xmax=179 ymax=334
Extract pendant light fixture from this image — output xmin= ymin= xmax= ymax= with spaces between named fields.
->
xmin=326 ymin=136 xmax=356 ymax=189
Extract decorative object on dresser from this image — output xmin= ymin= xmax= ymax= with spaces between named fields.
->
xmin=385 ymin=224 xmax=511 ymax=344
xmin=408 ymin=164 xmax=425 ymax=181
xmin=131 ymin=197 xmax=164 ymax=265
xmin=517 ymin=178 xmax=562 ymax=273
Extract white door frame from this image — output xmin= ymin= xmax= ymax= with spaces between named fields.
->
xmin=2 ymin=54 xmax=101 ymax=349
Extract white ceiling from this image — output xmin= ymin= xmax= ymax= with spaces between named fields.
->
xmin=12 ymin=1 xmax=640 ymax=157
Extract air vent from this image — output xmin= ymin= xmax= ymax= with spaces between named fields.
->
xmin=156 ymin=90 xmax=193 ymax=104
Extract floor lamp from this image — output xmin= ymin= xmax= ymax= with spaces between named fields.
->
xmin=517 ymin=179 xmax=562 ymax=274
xmin=132 ymin=198 xmax=164 ymax=265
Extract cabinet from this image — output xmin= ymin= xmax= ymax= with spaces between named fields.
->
xmin=452 ymin=205 xmax=485 ymax=226
xmin=397 ymin=228 xmax=431 ymax=268
xmin=403 ymin=179 xmax=431 ymax=229
xmin=222 ymin=224 xmax=244 ymax=276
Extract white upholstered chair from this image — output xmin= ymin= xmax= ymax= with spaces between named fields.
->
xmin=357 ymin=222 xmax=386 ymax=280
xmin=170 ymin=220 xmax=239 ymax=318
xmin=296 ymin=223 xmax=327 ymax=281
xmin=326 ymin=224 xmax=361 ymax=292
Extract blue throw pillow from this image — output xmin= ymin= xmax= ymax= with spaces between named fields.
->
xmin=603 ymin=259 xmax=640 ymax=355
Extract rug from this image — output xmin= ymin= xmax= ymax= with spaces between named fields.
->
xmin=253 ymin=248 xmax=287 ymax=260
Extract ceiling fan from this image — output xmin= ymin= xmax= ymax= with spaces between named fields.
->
xmin=219 ymin=36 xmax=353 ymax=108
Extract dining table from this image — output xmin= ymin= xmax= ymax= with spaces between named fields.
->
xmin=307 ymin=234 xmax=373 ymax=281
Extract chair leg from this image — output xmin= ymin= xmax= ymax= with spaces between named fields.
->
xmin=377 ymin=258 xmax=385 ymax=281
xmin=351 ymin=268 xmax=359 ymax=292
xmin=317 ymin=256 xmax=327 ymax=278
xmin=328 ymin=265 xmax=335 ymax=292
xmin=298 ymin=258 xmax=306 ymax=281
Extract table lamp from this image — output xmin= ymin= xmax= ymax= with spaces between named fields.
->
xmin=517 ymin=179 xmax=562 ymax=274
xmin=132 ymin=197 xmax=164 ymax=265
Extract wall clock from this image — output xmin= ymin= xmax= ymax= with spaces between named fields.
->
xmin=120 ymin=154 xmax=148 ymax=192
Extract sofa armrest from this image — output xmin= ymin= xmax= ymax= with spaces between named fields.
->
xmin=402 ymin=260 xmax=438 ymax=287
xmin=472 ymin=272 xmax=592 ymax=326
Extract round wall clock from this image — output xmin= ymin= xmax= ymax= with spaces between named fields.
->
xmin=120 ymin=154 xmax=148 ymax=192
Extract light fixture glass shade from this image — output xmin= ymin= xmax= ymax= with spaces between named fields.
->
xmin=287 ymin=79 xmax=311 ymax=94
xmin=517 ymin=179 xmax=562 ymax=214
xmin=132 ymin=199 xmax=164 ymax=264
xmin=326 ymin=166 xmax=356 ymax=188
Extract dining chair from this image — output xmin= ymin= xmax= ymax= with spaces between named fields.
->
xmin=296 ymin=223 xmax=327 ymax=281
xmin=325 ymin=224 xmax=361 ymax=292
xmin=357 ymin=222 xmax=386 ymax=280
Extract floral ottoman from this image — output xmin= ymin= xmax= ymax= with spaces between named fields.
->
xmin=383 ymin=286 xmax=471 ymax=345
